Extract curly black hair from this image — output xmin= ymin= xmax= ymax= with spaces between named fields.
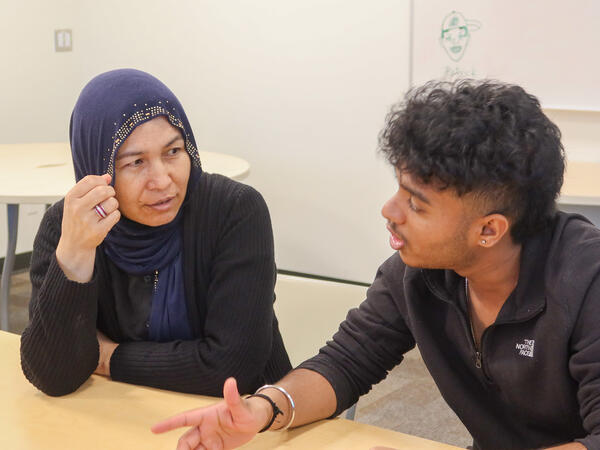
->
xmin=378 ymin=79 xmax=565 ymax=243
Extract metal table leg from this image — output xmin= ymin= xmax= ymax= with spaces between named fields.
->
xmin=1 ymin=204 xmax=19 ymax=331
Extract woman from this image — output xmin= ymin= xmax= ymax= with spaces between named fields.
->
xmin=20 ymin=69 xmax=291 ymax=396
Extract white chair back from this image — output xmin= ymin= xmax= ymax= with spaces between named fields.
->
xmin=274 ymin=274 xmax=367 ymax=367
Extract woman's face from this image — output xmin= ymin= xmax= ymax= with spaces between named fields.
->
xmin=113 ymin=116 xmax=191 ymax=227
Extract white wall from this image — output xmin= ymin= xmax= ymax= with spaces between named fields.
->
xmin=1 ymin=1 xmax=599 ymax=283
xmin=546 ymin=109 xmax=600 ymax=226
xmin=1 ymin=1 xmax=78 ymax=144
xmin=544 ymin=110 xmax=600 ymax=163
xmin=2 ymin=0 xmax=406 ymax=282
xmin=73 ymin=0 xmax=408 ymax=282
xmin=412 ymin=1 xmax=600 ymax=110
xmin=0 ymin=0 xmax=79 ymax=256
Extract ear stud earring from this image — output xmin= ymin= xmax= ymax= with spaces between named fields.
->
xmin=481 ymin=239 xmax=487 ymax=245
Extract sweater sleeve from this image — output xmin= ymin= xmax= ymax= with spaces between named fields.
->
xmin=20 ymin=202 xmax=100 ymax=396
xmin=570 ymin=273 xmax=600 ymax=450
xmin=298 ymin=260 xmax=415 ymax=416
xmin=109 ymin=184 xmax=279 ymax=396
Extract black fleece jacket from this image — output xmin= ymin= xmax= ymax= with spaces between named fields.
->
xmin=301 ymin=212 xmax=600 ymax=450
xmin=21 ymin=173 xmax=292 ymax=397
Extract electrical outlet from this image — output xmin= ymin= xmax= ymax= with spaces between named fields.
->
xmin=54 ymin=29 xmax=72 ymax=52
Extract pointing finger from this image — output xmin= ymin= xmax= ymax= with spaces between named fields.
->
xmin=152 ymin=409 xmax=205 ymax=434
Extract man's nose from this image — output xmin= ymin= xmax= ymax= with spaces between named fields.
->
xmin=381 ymin=195 xmax=406 ymax=225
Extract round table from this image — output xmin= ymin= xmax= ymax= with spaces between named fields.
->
xmin=0 ymin=142 xmax=250 ymax=330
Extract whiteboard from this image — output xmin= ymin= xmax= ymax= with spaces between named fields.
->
xmin=412 ymin=0 xmax=600 ymax=111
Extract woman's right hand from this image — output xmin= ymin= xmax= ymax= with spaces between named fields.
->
xmin=55 ymin=174 xmax=121 ymax=282
xmin=152 ymin=378 xmax=270 ymax=450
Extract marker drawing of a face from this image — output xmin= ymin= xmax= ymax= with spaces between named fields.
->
xmin=440 ymin=11 xmax=481 ymax=62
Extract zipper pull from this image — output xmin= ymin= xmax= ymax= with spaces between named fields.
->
xmin=153 ymin=270 xmax=159 ymax=293
xmin=475 ymin=351 xmax=482 ymax=369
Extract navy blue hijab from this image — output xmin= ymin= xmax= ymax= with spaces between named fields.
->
xmin=69 ymin=69 xmax=202 ymax=342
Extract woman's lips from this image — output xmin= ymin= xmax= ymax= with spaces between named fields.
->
xmin=147 ymin=196 xmax=175 ymax=211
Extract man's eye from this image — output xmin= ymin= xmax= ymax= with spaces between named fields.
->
xmin=408 ymin=196 xmax=419 ymax=212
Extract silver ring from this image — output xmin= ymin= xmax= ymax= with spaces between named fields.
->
xmin=94 ymin=204 xmax=108 ymax=219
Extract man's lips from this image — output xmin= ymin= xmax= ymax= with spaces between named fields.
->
xmin=386 ymin=224 xmax=405 ymax=251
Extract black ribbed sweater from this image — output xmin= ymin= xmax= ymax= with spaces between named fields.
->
xmin=20 ymin=173 xmax=292 ymax=396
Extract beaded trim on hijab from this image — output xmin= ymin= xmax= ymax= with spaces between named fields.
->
xmin=105 ymin=102 xmax=201 ymax=178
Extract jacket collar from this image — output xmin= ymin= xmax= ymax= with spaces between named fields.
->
xmin=421 ymin=221 xmax=553 ymax=323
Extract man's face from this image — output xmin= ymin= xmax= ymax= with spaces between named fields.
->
xmin=113 ymin=116 xmax=191 ymax=227
xmin=381 ymin=169 xmax=479 ymax=270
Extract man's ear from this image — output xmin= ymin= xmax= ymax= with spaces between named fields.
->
xmin=476 ymin=214 xmax=510 ymax=248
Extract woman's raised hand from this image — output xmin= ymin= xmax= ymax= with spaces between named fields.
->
xmin=152 ymin=378 xmax=270 ymax=450
xmin=55 ymin=174 xmax=120 ymax=282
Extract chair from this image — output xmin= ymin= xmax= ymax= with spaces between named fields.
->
xmin=274 ymin=274 xmax=367 ymax=420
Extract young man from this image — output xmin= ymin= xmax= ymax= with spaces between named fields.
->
xmin=152 ymin=80 xmax=599 ymax=450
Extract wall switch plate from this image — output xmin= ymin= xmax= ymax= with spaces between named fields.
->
xmin=54 ymin=29 xmax=72 ymax=52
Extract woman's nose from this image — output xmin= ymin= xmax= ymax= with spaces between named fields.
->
xmin=147 ymin=162 xmax=171 ymax=190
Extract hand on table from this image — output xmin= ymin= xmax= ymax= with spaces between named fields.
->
xmin=56 ymin=174 xmax=120 ymax=283
xmin=94 ymin=330 xmax=118 ymax=376
xmin=152 ymin=377 xmax=270 ymax=450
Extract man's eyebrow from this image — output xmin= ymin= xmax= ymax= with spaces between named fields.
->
xmin=115 ymin=134 xmax=184 ymax=160
xmin=399 ymin=181 xmax=431 ymax=205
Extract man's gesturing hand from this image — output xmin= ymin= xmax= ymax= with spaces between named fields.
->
xmin=152 ymin=378 xmax=271 ymax=450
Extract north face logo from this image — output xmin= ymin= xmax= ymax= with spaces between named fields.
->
xmin=516 ymin=339 xmax=535 ymax=358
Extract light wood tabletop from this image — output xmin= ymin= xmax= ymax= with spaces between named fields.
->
xmin=560 ymin=160 xmax=600 ymax=205
xmin=0 ymin=331 xmax=461 ymax=450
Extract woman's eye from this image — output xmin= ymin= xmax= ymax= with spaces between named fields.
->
xmin=130 ymin=159 xmax=143 ymax=167
xmin=168 ymin=147 xmax=181 ymax=156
